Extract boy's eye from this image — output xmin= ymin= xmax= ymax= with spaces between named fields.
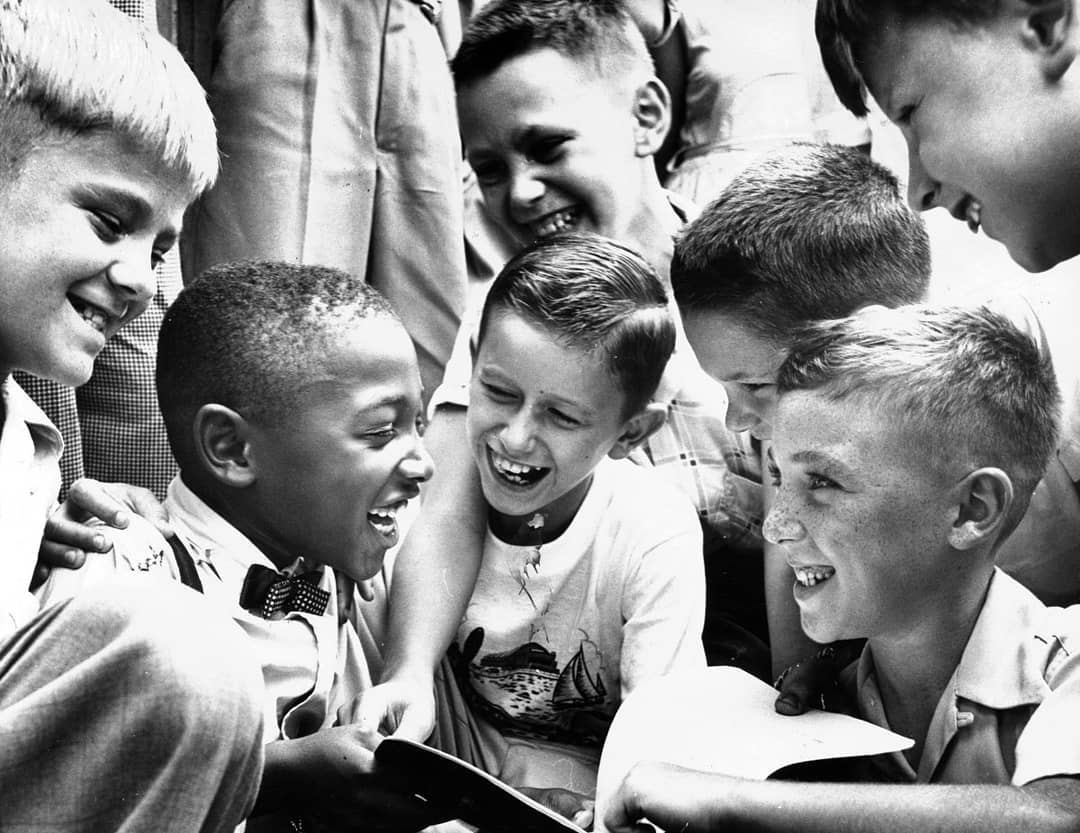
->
xmin=549 ymin=408 xmax=582 ymax=428
xmin=471 ymin=160 xmax=505 ymax=188
xmin=894 ymin=102 xmax=918 ymax=126
xmin=481 ymin=380 xmax=516 ymax=401
xmin=530 ymin=137 xmax=568 ymax=165
xmin=766 ymin=456 xmax=781 ymax=487
xmin=807 ymin=472 xmax=839 ymax=491
xmin=91 ymin=210 xmax=124 ymax=241
xmin=742 ymin=382 xmax=774 ymax=394
xmin=362 ymin=426 xmax=397 ymax=443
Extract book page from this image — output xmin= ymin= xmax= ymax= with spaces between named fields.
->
xmin=594 ymin=666 xmax=913 ymax=833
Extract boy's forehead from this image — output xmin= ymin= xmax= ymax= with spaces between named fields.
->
xmin=459 ymin=47 xmax=625 ymax=123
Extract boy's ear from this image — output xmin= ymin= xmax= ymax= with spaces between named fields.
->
xmin=1016 ymin=0 xmax=1077 ymax=81
xmin=608 ymin=402 xmax=667 ymax=460
xmin=631 ymin=77 xmax=671 ymax=158
xmin=947 ymin=467 xmax=1014 ymax=551
xmin=192 ymin=404 xmax=258 ymax=488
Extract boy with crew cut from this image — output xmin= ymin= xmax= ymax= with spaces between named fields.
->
xmin=814 ymin=0 xmax=1080 ymax=274
xmin=670 ymin=142 xmax=933 ymax=678
xmin=603 ymin=304 xmax=1080 ymax=833
xmin=417 ymin=233 xmax=705 ymax=808
xmin=0 ymin=0 xmax=265 ymax=829
xmin=365 ymin=0 xmax=764 ymax=742
xmin=40 ymin=260 xmax=446 ymax=832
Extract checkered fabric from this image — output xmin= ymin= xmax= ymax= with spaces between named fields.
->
xmin=239 ymin=565 xmax=331 ymax=619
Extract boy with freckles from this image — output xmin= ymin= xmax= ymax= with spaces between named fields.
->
xmin=815 ymin=0 xmax=1080 ymax=274
xmin=603 ymin=305 xmax=1080 ymax=833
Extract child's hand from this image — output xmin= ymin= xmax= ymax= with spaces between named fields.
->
xmin=337 ymin=672 xmax=436 ymax=742
xmin=519 ymin=786 xmax=595 ymax=829
xmin=264 ymin=726 xmax=451 ymax=833
xmin=773 ymin=641 xmax=861 ymax=716
xmin=603 ymin=761 xmax=733 ymax=833
xmin=34 ymin=479 xmax=172 ymax=586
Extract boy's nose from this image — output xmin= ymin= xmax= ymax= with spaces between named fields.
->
xmin=107 ymin=250 xmax=157 ymax=311
xmin=723 ymin=391 xmax=759 ymax=435
xmin=763 ymin=499 xmax=804 ymax=545
xmin=508 ymin=169 xmax=544 ymax=209
xmin=905 ymin=146 xmax=939 ymax=212
xmin=402 ymin=436 xmax=435 ymax=483
xmin=500 ymin=409 xmax=537 ymax=455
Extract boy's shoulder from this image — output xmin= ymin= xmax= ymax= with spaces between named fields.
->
xmin=597 ymin=457 xmax=700 ymax=539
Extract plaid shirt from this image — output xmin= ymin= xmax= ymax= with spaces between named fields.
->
xmin=628 ymin=333 xmax=763 ymax=554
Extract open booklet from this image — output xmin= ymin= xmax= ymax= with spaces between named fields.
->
xmin=376 ymin=666 xmax=911 ymax=833
xmin=375 ymin=736 xmax=583 ymax=833
xmin=593 ymin=666 xmax=914 ymax=832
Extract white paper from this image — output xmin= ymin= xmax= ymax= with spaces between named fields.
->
xmin=594 ymin=666 xmax=913 ymax=832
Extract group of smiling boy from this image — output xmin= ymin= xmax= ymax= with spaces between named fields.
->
xmin=3 ymin=0 xmax=1080 ymax=831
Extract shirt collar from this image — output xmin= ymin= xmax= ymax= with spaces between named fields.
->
xmin=854 ymin=569 xmax=1052 ymax=781
xmin=1 ymin=375 xmax=63 ymax=462
xmin=165 ymin=474 xmax=317 ymax=579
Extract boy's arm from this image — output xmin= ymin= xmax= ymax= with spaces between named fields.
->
xmin=618 ymin=487 xmax=706 ymax=696
xmin=354 ymin=407 xmax=486 ymax=740
xmin=36 ymin=478 xmax=172 ymax=577
xmin=255 ymin=727 xmax=451 ymax=830
xmin=605 ymin=763 xmax=1080 ymax=833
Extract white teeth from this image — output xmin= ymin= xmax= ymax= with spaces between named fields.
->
xmin=490 ymin=450 xmax=547 ymax=486
xmin=74 ymin=302 xmax=108 ymax=332
xmin=965 ymin=200 xmax=981 ymax=234
xmin=368 ymin=502 xmax=403 ymax=534
xmin=533 ymin=208 xmax=579 ymax=238
xmin=793 ymin=565 xmax=835 ymax=587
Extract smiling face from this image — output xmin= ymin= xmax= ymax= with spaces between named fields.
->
xmin=0 ymin=131 xmax=190 ymax=385
xmin=468 ymin=310 xmax=637 ymax=539
xmin=682 ymin=310 xmax=786 ymax=441
xmin=860 ymin=10 xmax=1080 ymax=272
xmin=243 ymin=318 xmax=434 ymax=581
xmin=764 ymin=389 xmax=959 ymax=645
xmin=458 ymin=48 xmax=656 ymax=250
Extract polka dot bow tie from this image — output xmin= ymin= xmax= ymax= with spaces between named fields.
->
xmin=239 ymin=564 xmax=331 ymax=618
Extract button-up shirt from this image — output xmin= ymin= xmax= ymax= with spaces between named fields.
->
xmin=851 ymin=569 xmax=1080 ymax=785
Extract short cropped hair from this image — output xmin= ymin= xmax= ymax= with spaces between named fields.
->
xmin=671 ymin=143 xmax=930 ymax=342
xmin=778 ymin=304 xmax=1061 ymax=531
xmin=158 ymin=260 xmax=400 ymax=468
xmin=815 ymin=0 xmax=1004 ymax=116
xmin=0 ymin=0 xmax=217 ymax=192
xmin=451 ymin=0 xmax=653 ymax=93
xmin=476 ymin=232 xmax=675 ymax=418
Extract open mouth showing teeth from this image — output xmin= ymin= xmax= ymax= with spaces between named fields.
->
xmin=367 ymin=503 xmax=404 ymax=537
xmin=489 ymin=449 xmax=549 ymax=487
xmin=793 ymin=565 xmax=835 ymax=588
xmin=69 ymin=296 xmax=110 ymax=333
xmin=964 ymin=199 xmax=981 ymax=234
xmin=532 ymin=207 xmax=580 ymax=239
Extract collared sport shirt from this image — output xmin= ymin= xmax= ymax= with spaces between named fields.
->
xmin=851 ymin=569 xmax=1080 ymax=785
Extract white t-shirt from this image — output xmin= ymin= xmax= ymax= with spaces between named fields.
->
xmin=451 ymin=457 xmax=706 ymax=746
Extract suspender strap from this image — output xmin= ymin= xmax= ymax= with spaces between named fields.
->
xmin=167 ymin=535 xmax=204 ymax=594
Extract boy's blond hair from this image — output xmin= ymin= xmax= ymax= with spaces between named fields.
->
xmin=0 ymin=0 xmax=216 ymax=193
xmin=778 ymin=304 xmax=1061 ymax=536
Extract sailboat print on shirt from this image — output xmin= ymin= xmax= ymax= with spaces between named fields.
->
xmin=449 ymin=626 xmax=610 ymax=741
